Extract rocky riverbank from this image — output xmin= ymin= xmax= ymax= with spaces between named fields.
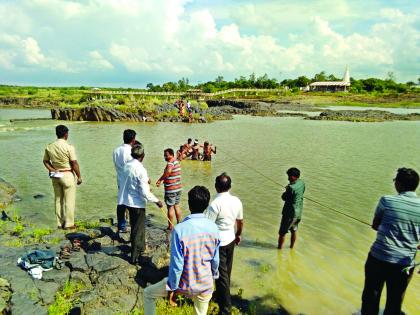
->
xmin=0 ymin=212 xmax=170 ymax=315
xmin=51 ymin=104 xmax=231 ymax=123
xmin=306 ymin=109 xmax=420 ymax=122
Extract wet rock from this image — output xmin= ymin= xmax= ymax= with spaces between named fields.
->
xmin=71 ymin=271 xmax=93 ymax=290
xmin=0 ymin=178 xmax=17 ymax=208
xmin=34 ymin=280 xmax=60 ymax=305
xmin=307 ymin=109 xmax=420 ymax=122
xmin=66 ymin=252 xmax=89 ymax=273
xmin=33 ymin=193 xmax=45 ymax=199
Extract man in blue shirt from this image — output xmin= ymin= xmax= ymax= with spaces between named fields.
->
xmin=144 ymin=186 xmax=220 ymax=315
xmin=361 ymin=167 xmax=420 ymax=315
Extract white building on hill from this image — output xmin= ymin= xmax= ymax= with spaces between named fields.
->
xmin=309 ymin=66 xmax=350 ymax=92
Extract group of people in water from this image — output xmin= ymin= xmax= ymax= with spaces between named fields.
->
xmin=176 ymin=138 xmax=217 ymax=161
xmin=42 ymin=125 xmax=419 ymax=315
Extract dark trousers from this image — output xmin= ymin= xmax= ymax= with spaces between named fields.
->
xmin=116 ymin=204 xmax=127 ymax=230
xmin=361 ymin=254 xmax=414 ymax=315
xmin=126 ymin=206 xmax=146 ymax=264
xmin=215 ymin=240 xmax=235 ymax=315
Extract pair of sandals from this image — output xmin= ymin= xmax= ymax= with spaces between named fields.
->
xmin=59 ymin=239 xmax=82 ymax=260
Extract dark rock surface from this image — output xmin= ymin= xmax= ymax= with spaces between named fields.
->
xmin=206 ymin=99 xmax=309 ymax=117
xmin=307 ymin=110 xmax=420 ymax=122
xmin=51 ymin=105 xmax=231 ymax=123
xmin=0 ymin=215 xmax=170 ymax=315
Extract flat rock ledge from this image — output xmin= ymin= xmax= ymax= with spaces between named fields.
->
xmin=0 ymin=215 xmax=170 ymax=315
xmin=307 ymin=109 xmax=420 ymax=122
xmin=51 ymin=106 xmax=213 ymax=123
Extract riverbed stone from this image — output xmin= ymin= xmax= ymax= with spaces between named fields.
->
xmin=0 ymin=213 xmax=170 ymax=315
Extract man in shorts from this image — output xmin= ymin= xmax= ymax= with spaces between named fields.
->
xmin=156 ymin=148 xmax=182 ymax=230
xmin=278 ymin=167 xmax=305 ymax=249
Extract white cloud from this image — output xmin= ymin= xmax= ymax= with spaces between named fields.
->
xmin=22 ymin=37 xmax=45 ymax=65
xmin=89 ymin=50 xmax=114 ymax=70
xmin=0 ymin=0 xmax=418 ymax=84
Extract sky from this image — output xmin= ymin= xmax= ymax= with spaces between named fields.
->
xmin=0 ymin=0 xmax=419 ymax=87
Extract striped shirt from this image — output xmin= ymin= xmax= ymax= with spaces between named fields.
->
xmin=163 ymin=159 xmax=182 ymax=193
xmin=370 ymin=191 xmax=420 ymax=266
xmin=166 ymin=214 xmax=220 ymax=296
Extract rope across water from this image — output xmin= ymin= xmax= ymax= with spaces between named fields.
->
xmin=217 ymin=147 xmax=371 ymax=227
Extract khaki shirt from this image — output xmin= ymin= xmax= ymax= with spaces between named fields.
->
xmin=43 ymin=139 xmax=77 ymax=170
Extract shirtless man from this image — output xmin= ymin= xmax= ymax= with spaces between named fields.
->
xmin=176 ymin=145 xmax=186 ymax=161
xmin=191 ymin=139 xmax=202 ymax=161
xmin=182 ymin=138 xmax=193 ymax=158
xmin=202 ymin=141 xmax=216 ymax=161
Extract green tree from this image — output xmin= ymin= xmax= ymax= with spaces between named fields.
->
xmin=313 ymin=71 xmax=327 ymax=82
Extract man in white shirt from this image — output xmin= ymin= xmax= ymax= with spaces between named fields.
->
xmin=118 ymin=142 xmax=163 ymax=264
xmin=204 ymin=172 xmax=244 ymax=315
xmin=113 ymin=129 xmax=136 ymax=233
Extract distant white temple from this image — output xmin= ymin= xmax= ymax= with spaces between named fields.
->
xmin=309 ymin=66 xmax=350 ymax=92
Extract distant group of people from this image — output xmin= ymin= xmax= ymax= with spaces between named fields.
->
xmin=43 ymin=125 xmax=419 ymax=315
xmin=175 ymin=99 xmax=193 ymax=122
xmin=177 ymin=138 xmax=217 ymax=161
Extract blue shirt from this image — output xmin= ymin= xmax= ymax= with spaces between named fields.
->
xmin=166 ymin=214 xmax=220 ymax=296
xmin=370 ymin=191 xmax=420 ymax=266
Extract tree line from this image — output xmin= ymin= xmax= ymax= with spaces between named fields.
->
xmin=146 ymin=72 xmax=420 ymax=93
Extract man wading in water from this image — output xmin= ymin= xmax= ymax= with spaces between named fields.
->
xmin=278 ymin=167 xmax=305 ymax=249
xmin=202 ymin=141 xmax=216 ymax=161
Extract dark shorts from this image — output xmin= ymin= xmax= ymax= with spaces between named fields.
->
xmin=164 ymin=191 xmax=181 ymax=206
xmin=279 ymin=216 xmax=300 ymax=235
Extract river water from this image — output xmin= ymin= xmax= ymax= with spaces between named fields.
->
xmin=0 ymin=108 xmax=419 ymax=314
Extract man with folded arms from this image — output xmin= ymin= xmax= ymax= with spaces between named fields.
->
xmin=144 ymin=186 xmax=220 ymax=315
xmin=205 ymin=172 xmax=243 ymax=315
xmin=43 ymin=125 xmax=82 ymax=230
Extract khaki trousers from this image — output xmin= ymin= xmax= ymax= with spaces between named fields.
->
xmin=51 ymin=172 xmax=76 ymax=228
xmin=144 ymin=277 xmax=212 ymax=315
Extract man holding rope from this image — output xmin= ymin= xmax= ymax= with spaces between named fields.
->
xmin=278 ymin=167 xmax=305 ymax=249
xmin=361 ymin=167 xmax=420 ymax=315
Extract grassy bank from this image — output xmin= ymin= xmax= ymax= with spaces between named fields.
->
xmin=1 ymin=85 xmax=419 ymax=110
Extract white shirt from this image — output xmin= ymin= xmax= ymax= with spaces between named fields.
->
xmin=117 ymin=159 xmax=159 ymax=208
xmin=113 ymin=144 xmax=132 ymax=188
xmin=204 ymin=191 xmax=243 ymax=246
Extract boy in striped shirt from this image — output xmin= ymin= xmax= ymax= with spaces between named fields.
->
xmin=157 ymin=148 xmax=182 ymax=230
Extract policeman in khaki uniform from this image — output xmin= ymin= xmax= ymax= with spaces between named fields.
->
xmin=43 ymin=125 xmax=82 ymax=229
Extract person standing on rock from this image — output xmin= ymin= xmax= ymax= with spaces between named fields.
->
xmin=43 ymin=125 xmax=82 ymax=230
xmin=118 ymin=142 xmax=163 ymax=264
xmin=143 ymin=185 xmax=220 ymax=315
xmin=204 ymin=172 xmax=243 ymax=315
xmin=361 ymin=167 xmax=420 ymax=315
xmin=113 ymin=129 xmax=136 ymax=233
xmin=156 ymin=148 xmax=182 ymax=230
xmin=278 ymin=167 xmax=305 ymax=249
